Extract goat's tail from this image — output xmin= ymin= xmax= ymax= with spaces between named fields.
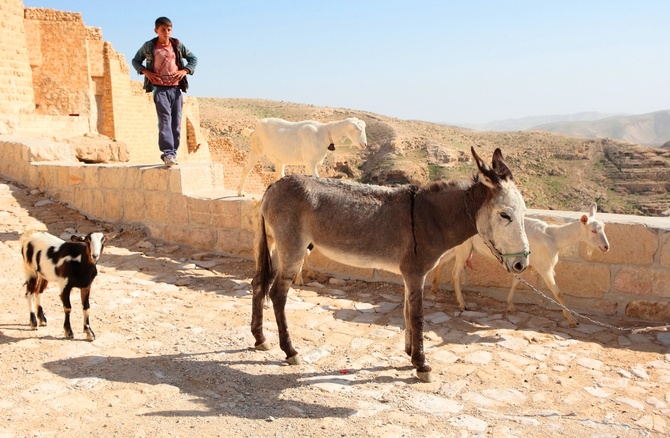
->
xmin=255 ymin=215 xmax=273 ymax=300
xmin=19 ymin=224 xmax=48 ymax=248
xmin=241 ymin=127 xmax=254 ymax=138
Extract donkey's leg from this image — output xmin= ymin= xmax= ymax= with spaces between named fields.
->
xmin=251 ymin=267 xmax=277 ymax=350
xmin=35 ymin=277 xmax=48 ymax=326
xmin=403 ymin=275 xmax=432 ymax=382
xmin=80 ymin=287 xmax=95 ymax=341
xmin=269 ymin=272 xmax=300 ymax=364
xmin=60 ymin=284 xmax=75 ymax=339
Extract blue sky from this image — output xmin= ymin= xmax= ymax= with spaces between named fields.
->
xmin=23 ymin=1 xmax=670 ymax=124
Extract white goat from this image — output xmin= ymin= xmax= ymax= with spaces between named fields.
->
xmin=237 ymin=117 xmax=367 ymax=197
xmin=20 ymin=228 xmax=113 ymax=341
xmin=431 ymin=203 xmax=610 ymax=326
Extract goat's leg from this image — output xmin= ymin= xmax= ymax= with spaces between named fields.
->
xmin=60 ymin=285 xmax=74 ymax=339
xmin=35 ymin=277 xmax=48 ymax=326
xmin=506 ymin=276 xmax=521 ymax=314
xmin=430 ymin=262 xmax=443 ymax=294
xmin=237 ymin=154 xmax=259 ymax=197
xmin=542 ymin=274 xmax=578 ymax=327
xmin=452 ymin=258 xmax=467 ymax=311
xmin=269 ymin=273 xmax=300 ymax=364
xmin=402 ymin=275 xmax=432 ymax=382
xmin=80 ymin=287 xmax=95 ymax=341
xmin=25 ymin=276 xmax=38 ymax=330
xmin=293 ymin=246 xmax=313 ymax=285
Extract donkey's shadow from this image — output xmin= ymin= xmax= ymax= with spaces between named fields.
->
xmin=42 ymin=350 xmax=405 ymax=419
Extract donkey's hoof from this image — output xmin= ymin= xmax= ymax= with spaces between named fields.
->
xmin=255 ymin=342 xmax=271 ymax=351
xmin=416 ymin=370 xmax=434 ymax=383
xmin=286 ymin=355 xmax=302 ymax=365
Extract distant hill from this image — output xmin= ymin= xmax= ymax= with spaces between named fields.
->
xmin=529 ymin=110 xmax=670 ymax=147
xmin=199 ymin=98 xmax=670 ymax=216
xmin=457 ymin=112 xmax=622 ymax=132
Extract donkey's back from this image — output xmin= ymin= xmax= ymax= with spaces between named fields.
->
xmin=260 ymin=175 xmax=415 ymax=274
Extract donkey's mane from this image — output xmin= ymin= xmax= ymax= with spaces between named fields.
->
xmin=423 ymin=174 xmax=478 ymax=193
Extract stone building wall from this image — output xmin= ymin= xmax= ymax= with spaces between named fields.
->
xmin=0 ymin=0 xmax=35 ymax=117
xmin=23 ymin=8 xmax=91 ymax=117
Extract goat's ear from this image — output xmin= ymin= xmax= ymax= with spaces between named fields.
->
xmin=472 ymin=146 xmax=500 ymax=189
xmin=580 ymin=214 xmax=589 ymax=225
xmin=589 ymin=202 xmax=597 ymax=217
xmin=70 ymin=235 xmax=85 ymax=242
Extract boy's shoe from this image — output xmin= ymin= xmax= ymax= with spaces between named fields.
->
xmin=163 ymin=155 xmax=178 ymax=167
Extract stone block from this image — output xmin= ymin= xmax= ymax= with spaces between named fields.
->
xmin=211 ymin=198 xmax=241 ymax=229
xmin=463 ymin=254 xmax=516 ymax=289
xmin=240 ymin=199 xmax=260 ymax=232
xmin=626 ymin=300 xmax=670 ymax=323
xmin=121 ymin=166 xmax=143 ymax=190
xmin=216 ymin=229 xmax=249 ymax=257
xmin=94 ymin=189 xmax=122 ymax=221
xmin=171 ymin=164 xmax=215 ymax=193
xmin=661 ymin=233 xmax=670 ymax=269
xmin=614 ymin=267 xmax=670 ymax=298
xmin=82 ymin=165 xmax=100 ymax=189
xmin=145 ymin=191 xmax=168 ymax=223
xmin=67 ymin=166 xmax=85 ymax=186
xmin=122 ymin=190 xmax=146 ymax=222
xmin=554 ymin=262 xmax=610 ymax=298
xmin=99 ymin=165 xmax=125 ymax=189
xmin=163 ymin=226 xmax=215 ymax=250
xmin=599 ymin=223 xmax=657 ymax=265
xmin=141 ymin=167 xmax=169 ymax=192
xmin=187 ymin=197 xmax=212 ymax=226
xmin=166 ymin=195 xmax=188 ymax=226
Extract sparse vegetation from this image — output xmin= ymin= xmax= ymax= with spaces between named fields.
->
xmin=199 ymin=98 xmax=670 ymax=216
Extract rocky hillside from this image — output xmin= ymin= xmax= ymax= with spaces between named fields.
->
xmin=198 ymin=98 xmax=670 ymax=216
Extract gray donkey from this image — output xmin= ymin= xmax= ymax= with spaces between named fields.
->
xmin=251 ymin=147 xmax=530 ymax=382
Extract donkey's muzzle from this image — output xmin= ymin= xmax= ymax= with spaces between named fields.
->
xmin=504 ymin=256 xmax=529 ymax=274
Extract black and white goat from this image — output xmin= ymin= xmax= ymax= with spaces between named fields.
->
xmin=20 ymin=228 xmax=111 ymax=341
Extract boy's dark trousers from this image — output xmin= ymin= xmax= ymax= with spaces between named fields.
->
xmin=154 ymin=85 xmax=183 ymax=159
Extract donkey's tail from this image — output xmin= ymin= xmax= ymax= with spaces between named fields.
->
xmin=255 ymin=215 xmax=273 ymax=300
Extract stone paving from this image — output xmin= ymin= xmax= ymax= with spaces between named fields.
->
xmin=1 ymin=175 xmax=669 ymax=437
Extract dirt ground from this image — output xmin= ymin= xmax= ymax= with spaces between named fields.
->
xmin=1 ymin=176 xmax=669 ymax=438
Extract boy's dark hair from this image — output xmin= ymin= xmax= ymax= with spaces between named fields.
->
xmin=155 ymin=17 xmax=172 ymax=28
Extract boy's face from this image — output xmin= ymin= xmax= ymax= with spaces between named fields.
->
xmin=154 ymin=24 xmax=172 ymax=40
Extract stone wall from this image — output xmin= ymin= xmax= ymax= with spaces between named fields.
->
xmin=1 ymin=137 xmax=669 ymax=323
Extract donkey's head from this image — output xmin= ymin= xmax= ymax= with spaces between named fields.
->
xmin=581 ymin=202 xmax=610 ymax=253
xmin=471 ymin=147 xmax=530 ymax=274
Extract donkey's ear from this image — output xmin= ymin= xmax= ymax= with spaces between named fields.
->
xmin=491 ymin=148 xmax=514 ymax=181
xmin=472 ymin=146 xmax=500 ymax=189
xmin=589 ymin=202 xmax=597 ymax=217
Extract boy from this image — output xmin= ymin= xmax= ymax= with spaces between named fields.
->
xmin=132 ymin=17 xmax=197 ymax=167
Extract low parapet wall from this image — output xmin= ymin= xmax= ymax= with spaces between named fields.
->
xmin=2 ymin=137 xmax=669 ymax=322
